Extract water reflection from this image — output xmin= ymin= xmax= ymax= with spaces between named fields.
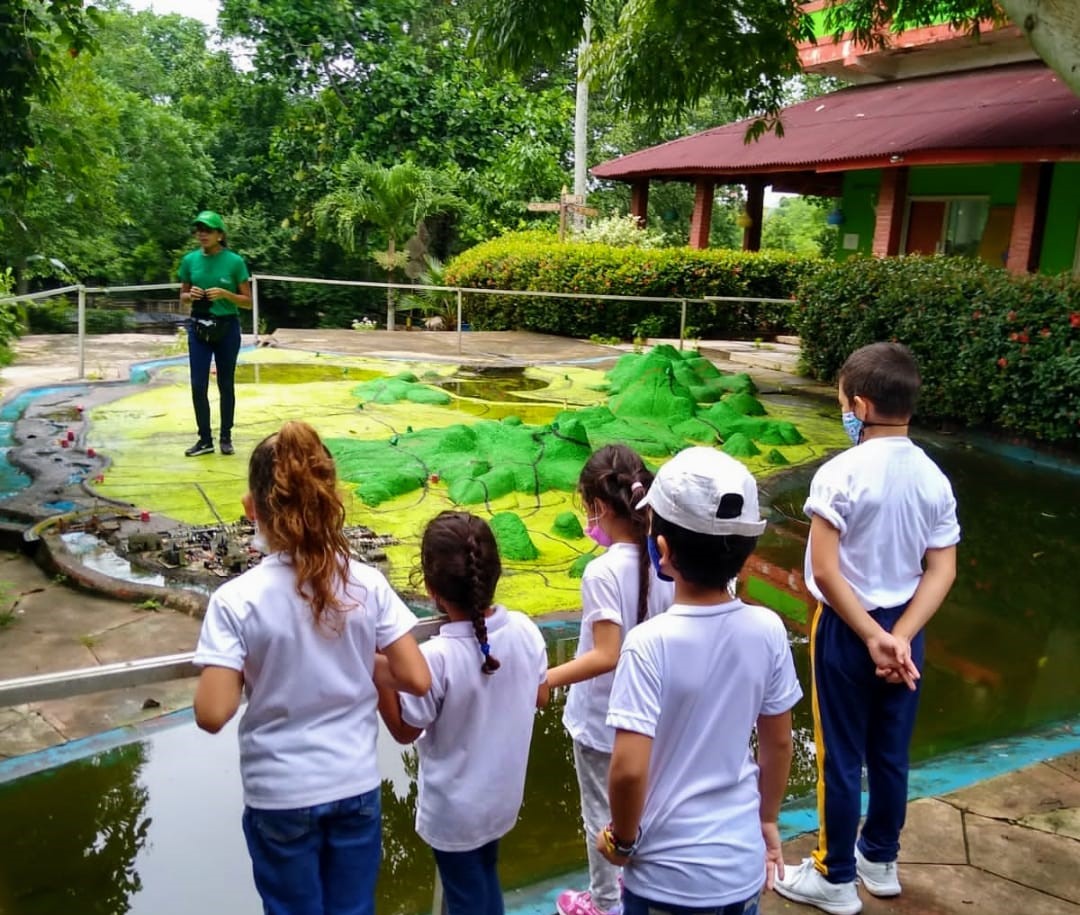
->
xmin=0 ymin=743 xmax=150 ymax=914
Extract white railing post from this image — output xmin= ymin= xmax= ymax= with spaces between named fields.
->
xmin=77 ymin=285 xmax=87 ymax=378
xmin=456 ymin=288 xmax=463 ymax=356
xmin=679 ymin=299 xmax=687 ymax=351
xmin=251 ymin=275 xmax=260 ymax=345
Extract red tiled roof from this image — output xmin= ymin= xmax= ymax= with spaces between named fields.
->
xmin=591 ymin=63 xmax=1080 ymax=182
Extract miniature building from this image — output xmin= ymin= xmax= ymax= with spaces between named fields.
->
xmin=592 ymin=5 xmax=1080 ymax=276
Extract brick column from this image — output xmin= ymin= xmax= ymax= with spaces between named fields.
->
xmin=630 ymin=181 xmax=649 ymax=227
xmin=872 ymin=166 xmax=908 ymax=256
xmin=1007 ymin=163 xmax=1052 ymax=274
xmin=742 ymin=178 xmax=765 ymax=251
xmin=689 ymin=180 xmax=715 ymax=249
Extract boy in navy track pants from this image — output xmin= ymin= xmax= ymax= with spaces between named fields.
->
xmin=774 ymin=343 xmax=960 ymax=915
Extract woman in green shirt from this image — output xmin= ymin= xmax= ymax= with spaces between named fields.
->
xmin=178 ymin=210 xmax=252 ymax=456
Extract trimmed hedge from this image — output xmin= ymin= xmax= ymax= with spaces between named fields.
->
xmin=444 ymin=231 xmax=816 ymax=339
xmin=798 ymin=256 xmax=1080 ymax=444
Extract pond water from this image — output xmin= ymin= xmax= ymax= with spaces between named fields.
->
xmin=2 ymin=432 xmax=1079 ymax=914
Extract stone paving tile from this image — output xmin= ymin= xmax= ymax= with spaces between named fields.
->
xmin=1019 ymin=807 xmax=1080 ymax=842
xmin=1046 ymin=749 xmax=1080 ymax=781
xmin=0 ymin=706 xmax=65 ymax=758
xmin=87 ymin=609 xmax=200 ymax=665
xmin=898 ymin=798 xmax=967 ymax=865
xmin=944 ymin=761 xmax=1080 ymax=820
xmin=30 ymin=677 xmax=197 ymax=742
xmin=966 ymin=812 xmax=1080 ymax=901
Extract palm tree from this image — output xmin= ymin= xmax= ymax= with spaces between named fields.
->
xmin=314 ymin=158 xmax=464 ymax=330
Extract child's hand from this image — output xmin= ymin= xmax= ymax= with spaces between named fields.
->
xmin=866 ymin=631 xmax=920 ymax=690
xmin=595 ymin=830 xmax=628 ymax=866
xmin=762 ymin=821 xmax=784 ymax=889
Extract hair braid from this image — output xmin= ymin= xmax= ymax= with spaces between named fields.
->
xmin=465 ymin=531 xmax=500 ymax=674
xmin=420 ymin=511 xmax=502 ymax=675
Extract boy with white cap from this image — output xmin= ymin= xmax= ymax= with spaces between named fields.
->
xmin=598 ymin=446 xmax=802 ymax=915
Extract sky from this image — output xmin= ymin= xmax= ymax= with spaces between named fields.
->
xmin=128 ymin=0 xmax=219 ymax=27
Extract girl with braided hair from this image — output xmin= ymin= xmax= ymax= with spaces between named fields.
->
xmin=193 ymin=420 xmax=431 ymax=915
xmin=552 ymin=444 xmax=676 ymax=915
xmin=378 ymin=511 xmax=549 ymax=915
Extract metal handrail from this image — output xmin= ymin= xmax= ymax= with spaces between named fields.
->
xmin=0 ymin=276 xmax=796 ymax=375
xmin=0 ymin=617 xmax=447 ymax=707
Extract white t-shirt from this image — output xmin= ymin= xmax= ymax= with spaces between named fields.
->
xmin=563 ymin=542 xmax=675 ymax=753
xmin=804 ymin=437 xmax=961 ymax=610
xmin=194 ymin=554 xmax=417 ymax=810
xmin=400 ymin=606 xmax=547 ymax=852
xmin=607 ymin=599 xmax=802 ymax=907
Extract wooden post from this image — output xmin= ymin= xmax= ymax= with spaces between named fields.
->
xmin=742 ymin=178 xmax=764 ymax=252
xmin=631 ymin=181 xmax=650 ymax=227
xmin=689 ymin=180 xmax=715 ymax=249
xmin=1007 ymin=163 xmax=1053 ymax=274
xmin=872 ymin=166 xmax=909 ymax=257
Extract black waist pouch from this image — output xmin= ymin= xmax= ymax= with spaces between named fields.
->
xmin=191 ymin=315 xmax=229 ymax=345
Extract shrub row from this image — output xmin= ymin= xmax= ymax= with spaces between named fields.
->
xmin=444 ymin=231 xmax=815 ymax=339
xmin=24 ymin=298 xmax=133 ymax=334
xmin=798 ymin=255 xmax=1080 ymax=444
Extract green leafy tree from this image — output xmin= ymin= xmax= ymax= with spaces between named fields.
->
xmin=314 ymin=158 xmax=465 ymax=329
xmin=762 ymin=196 xmax=831 ymax=258
xmin=0 ymin=0 xmax=100 ymax=197
xmin=471 ymin=0 xmax=1080 ymax=126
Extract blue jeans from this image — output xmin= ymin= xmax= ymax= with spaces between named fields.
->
xmin=432 ymin=839 xmax=503 ymax=915
xmin=242 ymin=788 xmax=382 ymax=915
xmin=188 ymin=315 xmax=241 ymax=442
xmin=622 ymin=885 xmax=760 ymax=915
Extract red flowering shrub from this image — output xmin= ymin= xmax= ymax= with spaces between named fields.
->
xmin=798 ymin=255 xmax=1080 ymax=444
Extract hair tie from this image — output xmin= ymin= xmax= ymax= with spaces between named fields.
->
xmin=480 ymin=643 xmax=491 ymax=657
xmin=630 ymin=481 xmax=645 ymax=494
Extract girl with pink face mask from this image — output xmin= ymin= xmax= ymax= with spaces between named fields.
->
xmin=548 ymin=444 xmax=676 ymax=915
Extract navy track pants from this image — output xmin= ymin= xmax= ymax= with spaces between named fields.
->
xmin=809 ymin=602 xmax=924 ymax=883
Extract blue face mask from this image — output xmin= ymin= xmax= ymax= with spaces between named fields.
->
xmin=647 ymin=534 xmax=674 ymax=583
xmin=842 ymin=411 xmax=863 ymax=445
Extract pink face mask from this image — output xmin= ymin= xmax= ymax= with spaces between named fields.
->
xmin=585 ymin=516 xmax=613 ymax=548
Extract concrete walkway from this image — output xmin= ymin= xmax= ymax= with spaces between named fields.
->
xmin=764 ymin=751 xmax=1080 ymax=914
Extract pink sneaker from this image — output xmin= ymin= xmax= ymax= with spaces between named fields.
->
xmin=556 ymin=889 xmax=619 ymax=915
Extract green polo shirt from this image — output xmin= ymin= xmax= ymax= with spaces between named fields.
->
xmin=178 ymin=248 xmax=250 ymax=317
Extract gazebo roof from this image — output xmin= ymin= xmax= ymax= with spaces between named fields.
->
xmin=591 ymin=63 xmax=1080 ymax=184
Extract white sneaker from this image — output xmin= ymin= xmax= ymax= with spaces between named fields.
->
xmin=773 ymin=858 xmax=862 ymax=915
xmin=855 ymin=846 xmax=901 ymax=897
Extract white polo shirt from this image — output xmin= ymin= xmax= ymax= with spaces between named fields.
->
xmin=563 ymin=542 xmax=675 ymax=753
xmin=194 ymin=554 xmax=417 ymax=810
xmin=804 ymin=436 xmax=961 ymax=610
xmin=607 ymin=599 xmax=802 ymax=907
xmin=399 ymin=606 xmax=548 ymax=852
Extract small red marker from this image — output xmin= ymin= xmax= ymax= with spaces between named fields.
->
xmin=60 ymin=439 xmax=70 ymax=448
xmin=66 ymin=430 xmax=75 ymax=441
xmin=75 ymin=405 xmax=84 ymax=413
xmin=140 ymin=510 xmax=150 ymax=522
xmin=430 ymin=473 xmax=440 ymax=484
xmin=86 ymin=447 xmax=96 ymax=457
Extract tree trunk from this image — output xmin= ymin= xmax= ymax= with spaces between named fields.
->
xmin=999 ymin=0 xmax=1080 ymax=98
xmin=386 ymin=234 xmax=396 ymax=331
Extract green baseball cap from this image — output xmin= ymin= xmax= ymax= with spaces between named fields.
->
xmin=192 ymin=210 xmax=226 ymax=232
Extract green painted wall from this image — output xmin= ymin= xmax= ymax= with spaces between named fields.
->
xmin=906 ymin=163 xmax=1021 ymax=203
xmin=806 ymin=5 xmax=951 ymax=38
xmin=835 ymin=169 xmax=880 ymax=260
xmin=836 ymin=163 xmax=1077 ymax=275
xmin=1040 ymin=163 xmax=1080 ymax=275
